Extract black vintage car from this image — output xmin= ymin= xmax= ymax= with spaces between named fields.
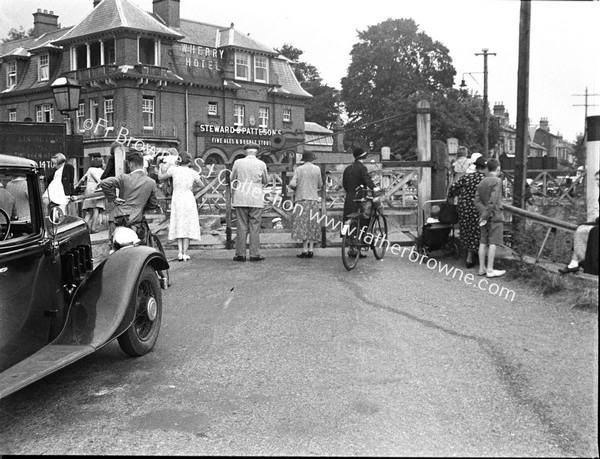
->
xmin=0 ymin=154 xmax=169 ymax=399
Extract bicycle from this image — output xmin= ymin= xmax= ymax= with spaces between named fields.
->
xmin=341 ymin=186 xmax=388 ymax=271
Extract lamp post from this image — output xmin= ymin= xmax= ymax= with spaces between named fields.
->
xmin=475 ymin=48 xmax=496 ymax=158
xmin=51 ymin=76 xmax=81 ymax=136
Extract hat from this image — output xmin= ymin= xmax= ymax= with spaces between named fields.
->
xmin=244 ymin=142 xmax=260 ymax=151
xmin=179 ymin=151 xmax=192 ymax=165
xmin=301 ymin=151 xmax=316 ymax=162
xmin=470 ymin=152 xmax=482 ymax=163
xmin=353 ymin=147 xmax=367 ymax=160
xmin=473 ymin=156 xmax=487 ymax=168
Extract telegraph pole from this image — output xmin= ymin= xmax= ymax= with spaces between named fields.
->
xmin=476 ymin=48 xmax=496 ymax=158
xmin=573 ymin=87 xmax=599 ymax=134
xmin=513 ymin=0 xmax=531 ymax=215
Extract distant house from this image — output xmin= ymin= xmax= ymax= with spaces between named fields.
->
xmin=302 ymin=121 xmax=352 ymax=164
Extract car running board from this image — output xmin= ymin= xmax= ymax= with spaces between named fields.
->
xmin=0 ymin=344 xmax=94 ymax=399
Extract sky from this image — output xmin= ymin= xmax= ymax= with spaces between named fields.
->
xmin=1 ymin=0 xmax=598 ymax=142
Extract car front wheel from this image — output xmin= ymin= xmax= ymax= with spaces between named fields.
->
xmin=118 ymin=265 xmax=162 ymax=357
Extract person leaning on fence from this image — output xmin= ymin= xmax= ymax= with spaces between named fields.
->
xmin=231 ymin=142 xmax=269 ymax=262
xmin=289 ymin=151 xmax=323 ymax=258
xmin=342 ymin=147 xmax=377 ymax=258
xmin=453 ymin=146 xmax=470 ymax=182
xmin=158 ymin=151 xmax=202 ymax=261
xmin=474 ymin=158 xmax=506 ymax=278
xmin=558 ymin=170 xmax=599 ymax=275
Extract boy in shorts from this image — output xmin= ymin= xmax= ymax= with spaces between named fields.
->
xmin=475 ymin=158 xmax=506 ymax=278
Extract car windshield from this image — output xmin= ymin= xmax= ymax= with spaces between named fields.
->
xmin=0 ymin=171 xmax=37 ymax=240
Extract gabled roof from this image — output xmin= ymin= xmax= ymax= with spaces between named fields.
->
xmin=53 ymin=0 xmax=182 ymax=44
xmin=0 ymin=27 xmax=72 ymax=61
xmin=217 ymin=28 xmax=276 ymax=54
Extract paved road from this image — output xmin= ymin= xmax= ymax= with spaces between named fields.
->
xmin=1 ymin=248 xmax=597 ymax=456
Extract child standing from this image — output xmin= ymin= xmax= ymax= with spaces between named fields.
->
xmin=474 ymin=158 xmax=506 ymax=278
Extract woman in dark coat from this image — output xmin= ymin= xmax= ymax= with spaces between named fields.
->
xmin=447 ymin=156 xmax=487 ymax=268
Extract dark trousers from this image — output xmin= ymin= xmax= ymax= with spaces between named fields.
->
xmin=235 ymin=207 xmax=262 ymax=257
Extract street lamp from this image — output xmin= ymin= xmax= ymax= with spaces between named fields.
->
xmin=51 ymin=76 xmax=81 ymax=135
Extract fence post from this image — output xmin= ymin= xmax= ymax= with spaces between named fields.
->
xmin=320 ymin=164 xmax=327 ymax=248
xmin=431 ymin=140 xmax=448 ymax=200
xmin=225 ymin=163 xmax=233 ymax=249
xmin=417 ymin=100 xmax=431 ymax=235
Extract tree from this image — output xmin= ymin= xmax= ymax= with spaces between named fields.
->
xmin=340 ymin=18 xmax=495 ymax=158
xmin=276 ymin=44 xmax=339 ymax=128
xmin=1 ymin=26 xmax=33 ymax=43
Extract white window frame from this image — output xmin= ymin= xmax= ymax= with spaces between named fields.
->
xmin=104 ymin=97 xmax=114 ymax=126
xmin=208 ymin=101 xmax=218 ymax=116
xmin=233 ymin=104 xmax=245 ymax=127
xmin=38 ymin=54 xmax=49 ymax=81
xmin=8 ymin=109 xmax=17 ymax=122
xmin=142 ymin=96 xmax=155 ymax=130
xmin=258 ymin=107 xmax=269 ymax=129
xmin=89 ymin=98 xmax=99 ymax=124
xmin=7 ymin=61 xmax=17 ymax=87
xmin=76 ymin=102 xmax=85 ymax=131
xmin=235 ymin=52 xmax=250 ymax=80
xmin=254 ymin=56 xmax=268 ymax=83
xmin=36 ymin=104 xmax=54 ymax=123
xmin=283 ymin=108 xmax=292 ymax=123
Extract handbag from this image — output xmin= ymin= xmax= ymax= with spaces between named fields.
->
xmin=438 ymin=201 xmax=459 ymax=224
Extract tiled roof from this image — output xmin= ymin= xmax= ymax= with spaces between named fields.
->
xmin=270 ymin=58 xmax=312 ymax=99
xmin=305 ymin=122 xmax=332 ymax=134
xmin=218 ymin=28 xmax=276 ymax=54
xmin=0 ymin=27 xmax=71 ymax=60
xmin=179 ymin=19 xmax=223 ymax=48
xmin=53 ymin=0 xmax=182 ymax=44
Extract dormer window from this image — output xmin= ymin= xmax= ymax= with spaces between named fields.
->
xmin=254 ymin=56 xmax=268 ymax=83
xmin=38 ymin=54 xmax=49 ymax=81
xmin=235 ymin=52 xmax=249 ymax=80
xmin=6 ymin=61 xmax=17 ymax=87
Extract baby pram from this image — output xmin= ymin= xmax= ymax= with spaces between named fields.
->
xmin=415 ymin=199 xmax=459 ymax=258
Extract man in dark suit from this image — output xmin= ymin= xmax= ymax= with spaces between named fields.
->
xmin=45 ymin=153 xmax=75 ymax=214
xmin=342 ymin=147 xmax=377 ymax=257
xmin=100 ymin=152 xmax=159 ymax=239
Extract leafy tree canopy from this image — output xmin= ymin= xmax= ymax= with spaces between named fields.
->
xmin=341 ymin=18 xmax=495 ymax=158
xmin=1 ymin=26 xmax=33 ymax=43
xmin=276 ymin=44 xmax=339 ymax=128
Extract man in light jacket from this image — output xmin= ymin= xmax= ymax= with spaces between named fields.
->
xmin=231 ymin=143 xmax=269 ymax=262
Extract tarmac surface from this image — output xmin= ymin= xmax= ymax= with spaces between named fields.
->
xmin=1 ymin=245 xmax=597 ymax=456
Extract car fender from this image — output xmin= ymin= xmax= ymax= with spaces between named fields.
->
xmin=52 ymin=246 xmax=169 ymax=349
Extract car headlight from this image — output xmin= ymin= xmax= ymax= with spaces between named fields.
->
xmin=112 ymin=226 xmax=140 ymax=250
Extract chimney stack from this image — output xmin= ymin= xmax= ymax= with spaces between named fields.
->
xmin=32 ymin=9 xmax=59 ymax=38
xmin=493 ymin=102 xmax=505 ymax=117
xmin=153 ymin=0 xmax=180 ymax=29
xmin=539 ymin=117 xmax=550 ymax=132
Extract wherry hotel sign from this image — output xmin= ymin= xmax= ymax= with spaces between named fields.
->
xmin=181 ymin=43 xmax=224 ymax=70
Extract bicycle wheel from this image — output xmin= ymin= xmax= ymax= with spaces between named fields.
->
xmin=371 ymin=214 xmax=388 ymax=260
xmin=341 ymin=220 xmax=360 ymax=271
xmin=148 ymin=232 xmax=170 ymax=288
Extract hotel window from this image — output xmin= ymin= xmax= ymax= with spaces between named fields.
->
xmin=7 ymin=61 xmax=17 ymax=87
xmin=208 ymin=102 xmax=218 ymax=116
xmin=254 ymin=56 xmax=268 ymax=83
xmin=8 ymin=109 xmax=17 ymax=122
xmin=89 ymin=98 xmax=99 ymax=125
xmin=38 ymin=54 xmax=49 ymax=81
xmin=104 ymin=97 xmax=114 ymax=127
xmin=235 ymin=52 xmax=250 ymax=80
xmin=283 ymin=108 xmax=292 ymax=123
xmin=259 ymin=107 xmax=269 ymax=129
xmin=36 ymin=104 xmax=54 ymax=123
xmin=142 ymin=96 xmax=155 ymax=129
xmin=76 ymin=102 xmax=85 ymax=131
xmin=233 ymin=104 xmax=245 ymax=127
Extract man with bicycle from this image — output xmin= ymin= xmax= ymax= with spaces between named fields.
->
xmin=342 ymin=147 xmax=380 ymax=258
xmin=100 ymin=152 xmax=159 ymax=242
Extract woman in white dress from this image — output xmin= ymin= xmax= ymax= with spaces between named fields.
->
xmin=158 ymin=151 xmax=202 ymax=261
